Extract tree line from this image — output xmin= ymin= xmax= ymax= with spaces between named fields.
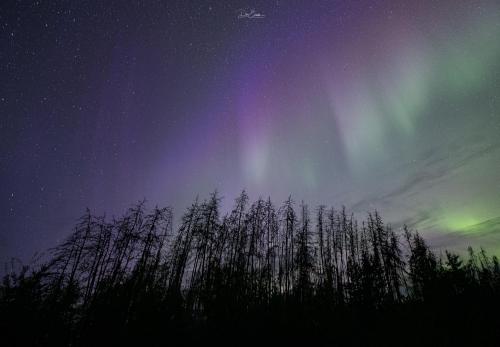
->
xmin=2 ymin=192 xmax=500 ymax=346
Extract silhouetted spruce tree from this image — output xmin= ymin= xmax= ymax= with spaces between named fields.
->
xmin=2 ymin=193 xmax=500 ymax=346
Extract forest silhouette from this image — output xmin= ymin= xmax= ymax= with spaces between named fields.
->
xmin=2 ymin=191 xmax=500 ymax=346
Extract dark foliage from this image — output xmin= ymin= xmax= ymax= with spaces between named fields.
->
xmin=2 ymin=192 xmax=500 ymax=346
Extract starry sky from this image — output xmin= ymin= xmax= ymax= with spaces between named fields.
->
xmin=1 ymin=0 xmax=500 ymax=264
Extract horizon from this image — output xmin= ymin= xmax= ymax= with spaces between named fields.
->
xmin=2 ymin=0 xmax=500 ymax=265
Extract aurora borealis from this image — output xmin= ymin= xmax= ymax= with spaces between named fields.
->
xmin=1 ymin=0 xmax=500 ymax=263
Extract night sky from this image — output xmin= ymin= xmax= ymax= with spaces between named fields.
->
xmin=2 ymin=0 xmax=500 ymax=264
